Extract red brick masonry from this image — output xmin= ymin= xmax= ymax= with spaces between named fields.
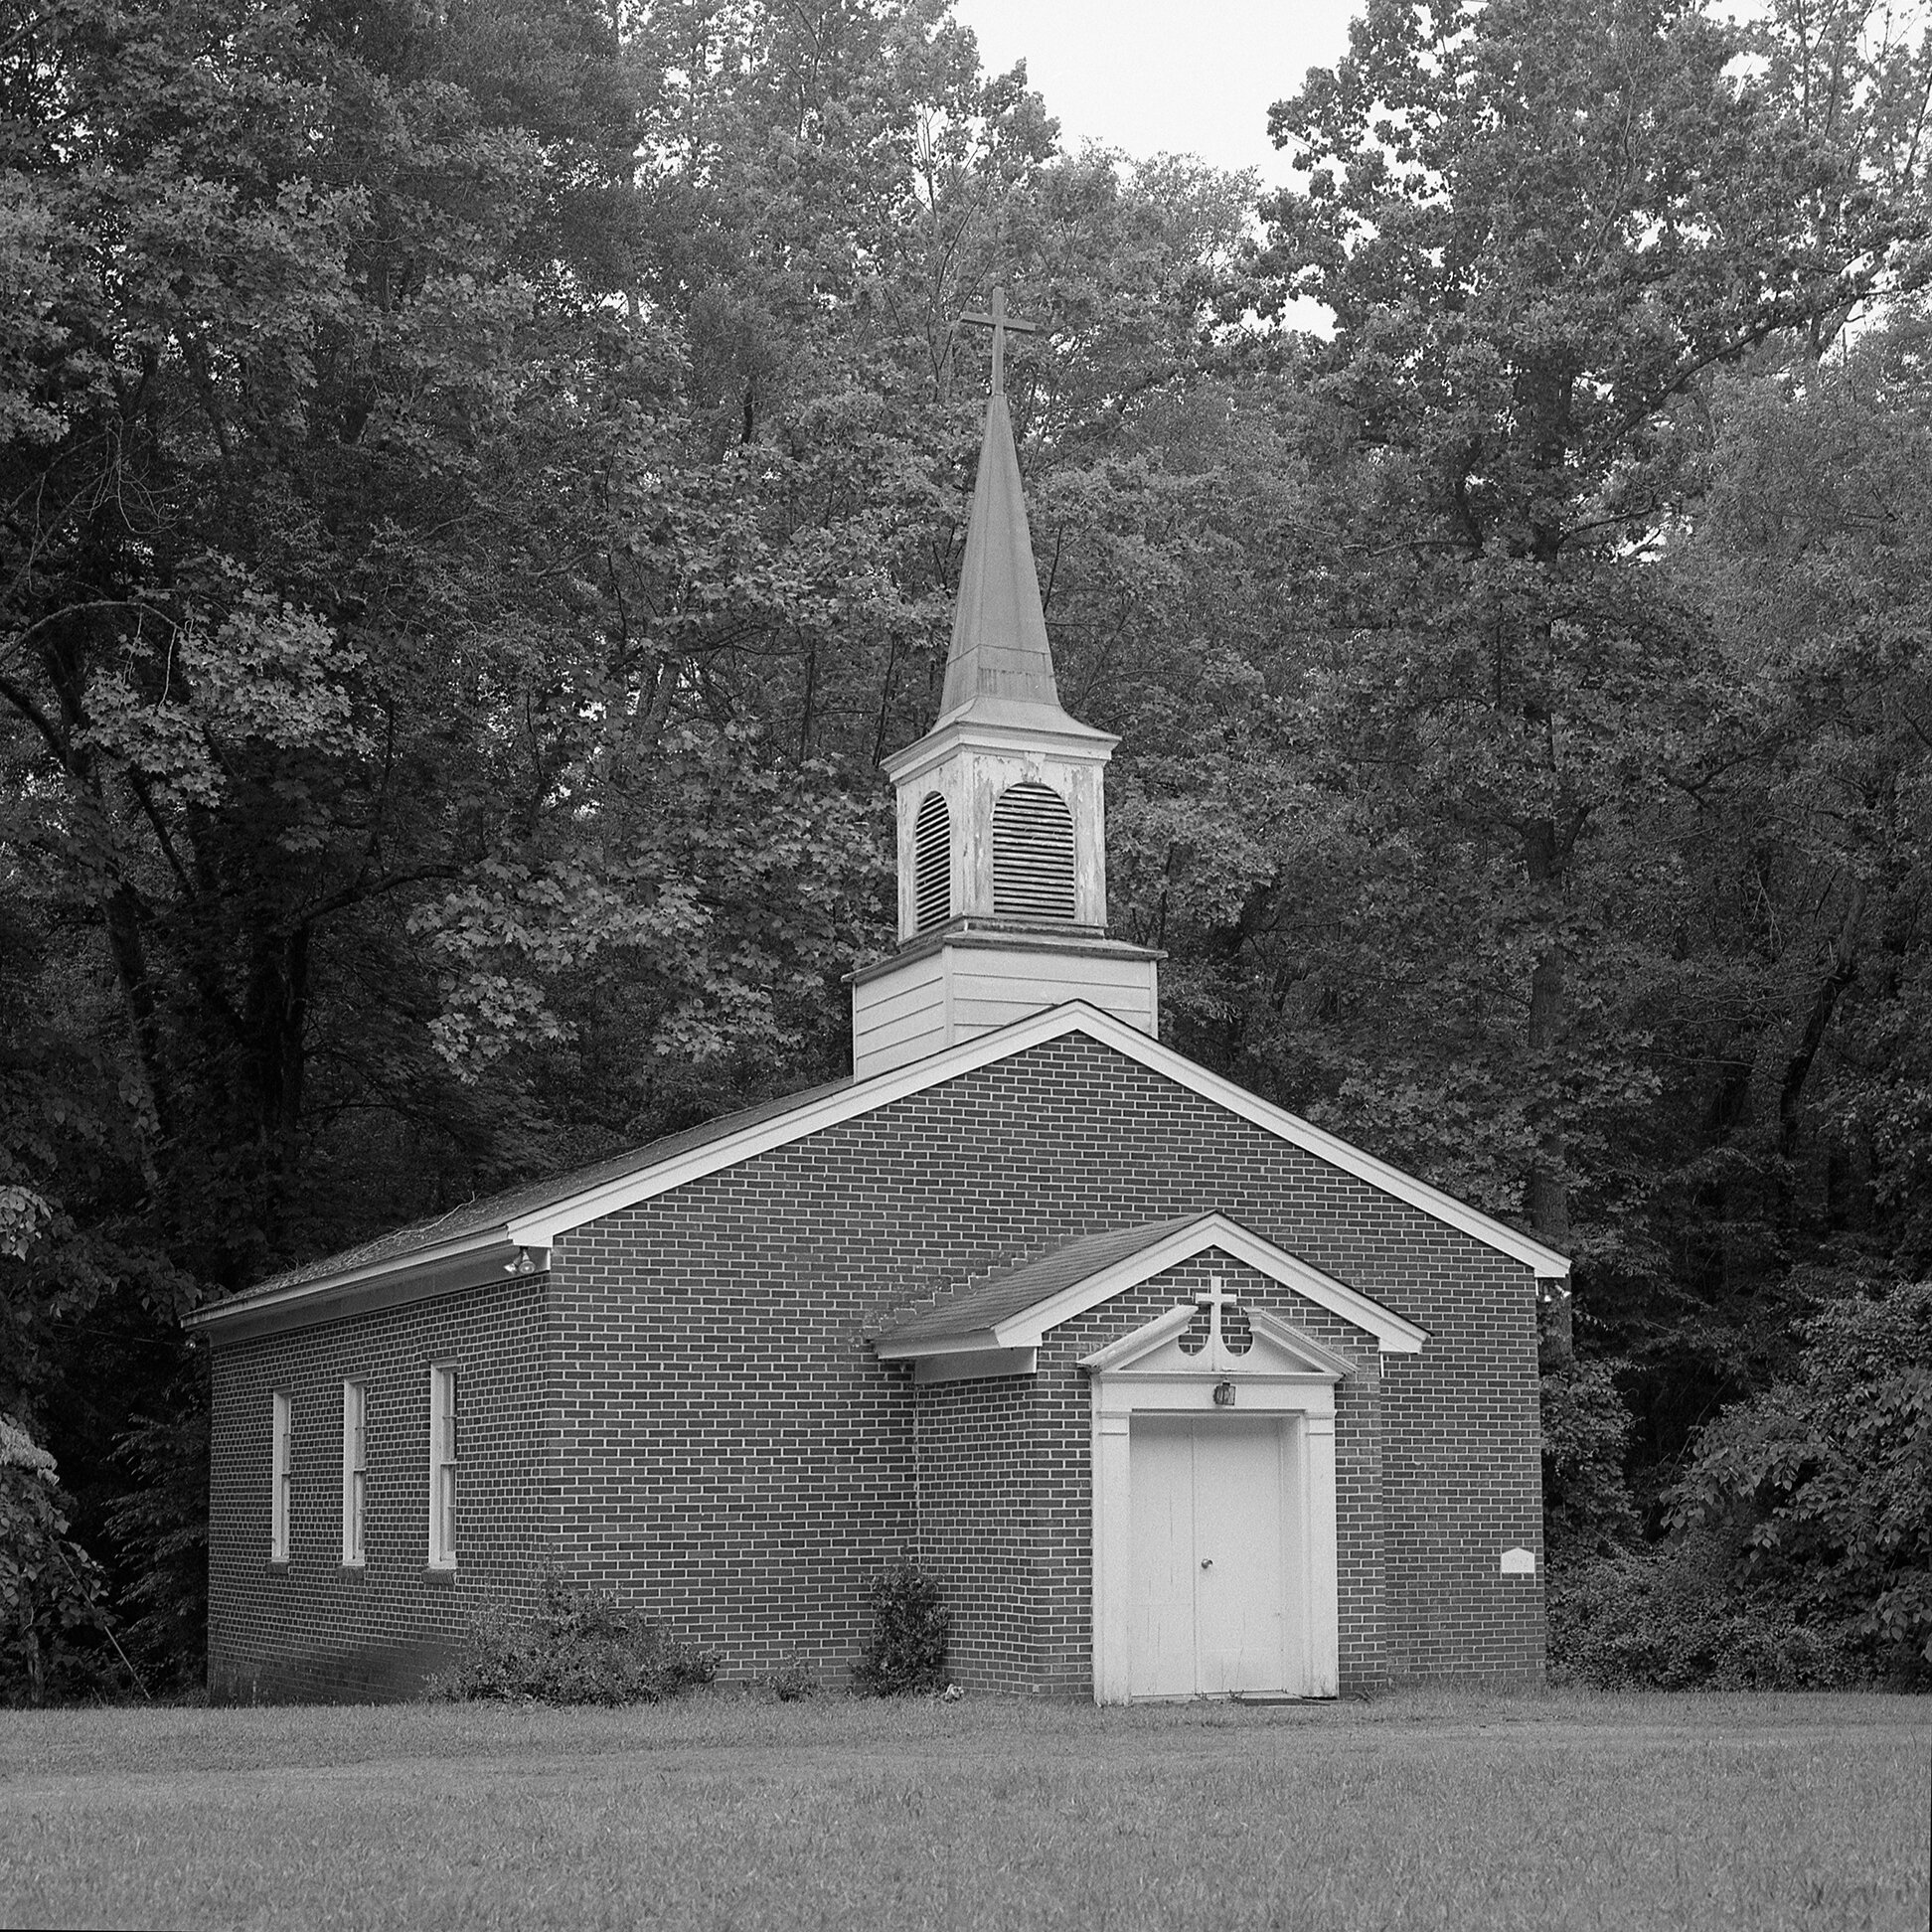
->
xmin=206 ymin=1033 xmax=1544 ymax=1700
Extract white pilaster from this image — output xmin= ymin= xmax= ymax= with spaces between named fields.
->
xmin=1091 ymin=1413 xmax=1134 ymax=1705
xmin=1304 ymin=1412 xmax=1341 ymax=1698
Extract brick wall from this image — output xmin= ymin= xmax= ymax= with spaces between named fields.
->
xmin=205 ymin=1030 xmax=1544 ymax=1699
xmin=1380 ymin=1297 xmax=1547 ymax=1679
xmin=546 ymin=1033 xmax=1541 ymax=1690
xmin=913 ymin=1376 xmax=1041 ymax=1692
xmin=207 ymin=1275 xmax=551 ymax=1701
xmin=549 ymin=1220 xmax=921 ymax=1688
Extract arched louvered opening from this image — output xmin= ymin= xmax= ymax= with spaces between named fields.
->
xmin=992 ymin=781 xmax=1076 ymax=921
xmin=913 ymin=791 xmax=951 ymax=931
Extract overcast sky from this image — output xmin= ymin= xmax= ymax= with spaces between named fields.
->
xmin=949 ymin=0 xmax=1364 ymax=185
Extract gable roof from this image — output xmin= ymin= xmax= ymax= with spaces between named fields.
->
xmin=185 ymin=1001 xmax=1565 ymax=1339
xmin=487 ymin=1003 xmax=1565 ymax=1273
xmin=880 ymin=1219 xmax=1201 ymax=1348
xmin=873 ymin=1212 xmax=1429 ymax=1359
xmin=181 ymin=1073 xmax=854 ymax=1332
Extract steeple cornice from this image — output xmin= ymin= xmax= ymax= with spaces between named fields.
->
xmin=881 ymin=709 xmax=1116 ymax=787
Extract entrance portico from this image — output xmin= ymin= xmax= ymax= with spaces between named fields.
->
xmin=875 ymin=1210 xmax=1429 ymax=1702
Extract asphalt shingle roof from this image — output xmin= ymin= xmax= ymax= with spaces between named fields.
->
xmin=216 ymin=1072 xmax=857 ymax=1311
xmin=880 ymin=1215 xmax=1207 ymax=1344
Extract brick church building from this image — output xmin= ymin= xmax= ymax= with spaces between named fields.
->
xmin=190 ymin=305 xmax=1564 ymax=1702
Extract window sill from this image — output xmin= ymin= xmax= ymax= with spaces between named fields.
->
xmin=421 ymin=1564 xmax=457 ymax=1587
xmin=263 ymin=1559 xmax=289 ymax=1576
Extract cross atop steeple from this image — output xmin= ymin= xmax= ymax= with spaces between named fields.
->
xmin=958 ymin=286 xmax=1039 ymax=398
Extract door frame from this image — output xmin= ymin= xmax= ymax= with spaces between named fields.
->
xmin=1127 ymin=1410 xmax=1302 ymax=1700
xmin=1084 ymin=1309 xmax=1347 ymax=1704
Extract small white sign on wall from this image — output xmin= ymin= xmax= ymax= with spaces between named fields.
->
xmin=1500 ymin=1545 xmax=1536 ymax=1575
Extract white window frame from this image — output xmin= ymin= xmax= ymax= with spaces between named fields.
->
xmin=342 ymin=1380 xmax=367 ymax=1566
xmin=426 ymin=1364 xmax=457 ymax=1568
xmin=270 ymin=1391 xmax=292 ymax=1563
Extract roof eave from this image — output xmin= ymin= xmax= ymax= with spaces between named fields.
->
xmin=881 ymin=711 xmax=1117 ymax=786
xmin=873 ymin=1328 xmax=1003 ymax=1362
xmin=183 ymin=1227 xmax=528 ymax=1340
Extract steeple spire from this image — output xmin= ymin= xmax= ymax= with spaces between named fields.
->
xmin=941 ymin=291 xmax=1102 ymax=736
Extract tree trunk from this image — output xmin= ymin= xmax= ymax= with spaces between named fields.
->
xmin=1778 ymin=882 xmax=1864 ymax=1163
xmin=1527 ymin=936 xmax=1573 ymax=1366
xmin=101 ymin=881 xmax=171 ymax=1185
xmin=1524 ymin=819 xmax=1572 ymax=1366
xmin=241 ymin=919 xmax=313 ymax=1253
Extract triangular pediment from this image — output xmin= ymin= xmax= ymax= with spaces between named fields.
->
xmin=1077 ymin=1302 xmax=1359 ymax=1380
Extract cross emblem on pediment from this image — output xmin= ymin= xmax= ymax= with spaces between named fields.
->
xmin=1179 ymin=1274 xmax=1250 ymax=1367
xmin=1195 ymin=1275 xmax=1238 ymax=1351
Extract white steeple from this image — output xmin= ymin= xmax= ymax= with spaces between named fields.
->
xmin=850 ymin=290 xmax=1161 ymax=1078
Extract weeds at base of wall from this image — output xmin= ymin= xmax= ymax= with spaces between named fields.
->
xmin=851 ymin=1560 xmax=951 ymax=1696
xmin=763 ymin=1651 xmax=823 ymax=1701
xmin=426 ymin=1578 xmax=719 ymax=1706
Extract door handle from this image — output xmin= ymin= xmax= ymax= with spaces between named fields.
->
xmin=1201 ymin=1558 xmax=1213 ymax=1570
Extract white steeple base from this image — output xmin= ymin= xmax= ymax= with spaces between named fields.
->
xmin=851 ymin=926 xmax=1161 ymax=1079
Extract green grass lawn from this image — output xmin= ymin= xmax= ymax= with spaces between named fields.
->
xmin=1 ymin=1687 xmax=1926 ymax=1931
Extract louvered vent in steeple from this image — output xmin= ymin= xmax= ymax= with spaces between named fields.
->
xmin=913 ymin=791 xmax=951 ymax=931
xmin=992 ymin=782 xmax=1076 ymax=921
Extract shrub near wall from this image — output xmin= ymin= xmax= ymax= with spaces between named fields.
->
xmin=430 ymin=1580 xmax=718 ymax=1705
xmin=1547 ymin=1540 xmax=1859 ymax=1690
xmin=852 ymin=1561 xmax=951 ymax=1695
xmin=1540 ymin=1362 xmax=1858 ymax=1691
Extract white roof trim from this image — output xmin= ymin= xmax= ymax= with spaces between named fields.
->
xmin=875 ymin=1329 xmax=1003 ymax=1362
xmin=984 ymin=1212 xmax=1426 ymax=1355
xmin=199 ymin=999 xmax=1561 ymax=1333
xmin=181 ymin=1226 xmax=519 ymax=1332
xmin=508 ymin=1003 xmax=1568 ymax=1277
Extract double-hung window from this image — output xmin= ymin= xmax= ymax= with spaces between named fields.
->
xmin=342 ymin=1381 xmax=367 ymax=1566
xmin=270 ymin=1391 xmax=292 ymax=1563
xmin=427 ymin=1365 xmax=457 ymax=1568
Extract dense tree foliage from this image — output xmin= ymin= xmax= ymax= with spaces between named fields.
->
xmin=3 ymin=0 xmax=1928 ymax=1692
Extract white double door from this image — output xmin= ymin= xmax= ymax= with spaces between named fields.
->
xmin=1127 ymin=1414 xmax=1293 ymax=1698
